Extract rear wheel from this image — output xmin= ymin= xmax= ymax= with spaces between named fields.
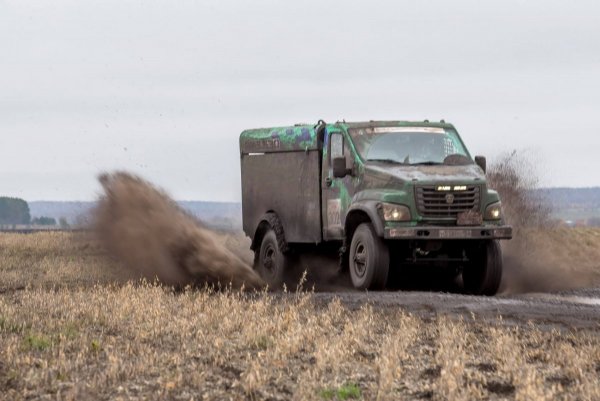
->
xmin=255 ymin=229 xmax=290 ymax=289
xmin=349 ymin=223 xmax=389 ymax=290
xmin=462 ymin=240 xmax=503 ymax=295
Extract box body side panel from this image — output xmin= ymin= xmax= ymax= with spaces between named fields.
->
xmin=241 ymin=150 xmax=321 ymax=243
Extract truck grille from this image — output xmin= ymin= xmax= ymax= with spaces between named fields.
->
xmin=415 ymin=185 xmax=481 ymax=218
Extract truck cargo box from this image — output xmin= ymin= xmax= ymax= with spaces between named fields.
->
xmin=240 ymin=126 xmax=322 ymax=243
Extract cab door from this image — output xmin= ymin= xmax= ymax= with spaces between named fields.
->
xmin=322 ymin=130 xmax=356 ymax=240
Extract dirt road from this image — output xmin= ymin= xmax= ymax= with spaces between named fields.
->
xmin=307 ymin=288 xmax=600 ymax=330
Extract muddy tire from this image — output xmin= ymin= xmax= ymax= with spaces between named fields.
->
xmin=255 ymin=229 xmax=291 ymax=289
xmin=463 ymin=240 xmax=503 ymax=296
xmin=349 ymin=223 xmax=389 ymax=290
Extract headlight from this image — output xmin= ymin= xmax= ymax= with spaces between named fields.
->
xmin=485 ymin=202 xmax=502 ymax=220
xmin=377 ymin=203 xmax=411 ymax=222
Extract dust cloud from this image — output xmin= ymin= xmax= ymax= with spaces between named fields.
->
xmin=94 ymin=172 xmax=264 ymax=290
xmin=489 ymin=152 xmax=600 ymax=293
xmin=91 ymin=158 xmax=599 ymax=295
xmin=500 ymin=229 xmax=600 ymax=293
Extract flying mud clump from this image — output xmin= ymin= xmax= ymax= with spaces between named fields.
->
xmin=94 ymin=172 xmax=264 ymax=290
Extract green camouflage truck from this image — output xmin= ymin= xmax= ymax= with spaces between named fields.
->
xmin=239 ymin=120 xmax=512 ymax=295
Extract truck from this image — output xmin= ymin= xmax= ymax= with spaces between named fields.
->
xmin=239 ymin=120 xmax=512 ymax=295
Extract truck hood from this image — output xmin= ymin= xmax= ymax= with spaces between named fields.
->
xmin=362 ymin=163 xmax=486 ymax=188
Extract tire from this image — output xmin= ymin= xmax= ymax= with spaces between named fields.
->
xmin=462 ymin=240 xmax=503 ymax=296
xmin=255 ymin=229 xmax=290 ymax=289
xmin=349 ymin=223 xmax=389 ymax=290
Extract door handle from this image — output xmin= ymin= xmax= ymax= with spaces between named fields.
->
xmin=325 ymin=177 xmax=333 ymax=187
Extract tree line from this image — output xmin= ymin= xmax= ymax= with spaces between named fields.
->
xmin=0 ymin=197 xmax=68 ymax=228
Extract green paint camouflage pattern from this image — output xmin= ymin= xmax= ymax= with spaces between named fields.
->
xmin=240 ymin=125 xmax=318 ymax=153
xmin=241 ymin=120 xmax=505 ymax=233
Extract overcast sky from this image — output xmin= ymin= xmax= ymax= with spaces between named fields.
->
xmin=1 ymin=0 xmax=599 ymax=201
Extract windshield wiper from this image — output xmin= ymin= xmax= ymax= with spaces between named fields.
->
xmin=410 ymin=161 xmax=444 ymax=166
xmin=367 ymin=158 xmax=405 ymax=164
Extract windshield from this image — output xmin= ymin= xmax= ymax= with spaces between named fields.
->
xmin=348 ymin=126 xmax=472 ymax=165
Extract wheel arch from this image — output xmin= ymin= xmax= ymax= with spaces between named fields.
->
xmin=345 ymin=201 xmax=384 ymax=243
xmin=251 ymin=212 xmax=288 ymax=252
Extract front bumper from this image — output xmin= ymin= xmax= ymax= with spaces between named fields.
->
xmin=384 ymin=225 xmax=513 ymax=240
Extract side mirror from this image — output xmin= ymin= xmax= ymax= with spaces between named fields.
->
xmin=475 ymin=155 xmax=487 ymax=173
xmin=333 ymin=157 xmax=351 ymax=178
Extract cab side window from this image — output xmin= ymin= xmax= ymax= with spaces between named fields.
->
xmin=343 ymin=139 xmax=353 ymax=168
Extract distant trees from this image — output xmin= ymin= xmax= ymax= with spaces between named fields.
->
xmin=0 ymin=198 xmax=70 ymax=228
xmin=31 ymin=216 xmax=57 ymax=226
xmin=0 ymin=197 xmax=31 ymax=225
xmin=58 ymin=217 xmax=69 ymax=229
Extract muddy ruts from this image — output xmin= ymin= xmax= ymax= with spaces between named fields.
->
xmin=94 ymin=172 xmax=264 ymax=289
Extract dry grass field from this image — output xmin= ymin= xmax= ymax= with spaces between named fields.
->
xmin=1 ymin=232 xmax=600 ymax=400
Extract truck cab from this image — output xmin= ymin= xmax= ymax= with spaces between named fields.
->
xmin=239 ymin=120 xmax=512 ymax=295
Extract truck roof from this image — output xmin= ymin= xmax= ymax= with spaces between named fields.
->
xmin=338 ymin=120 xmax=455 ymax=130
xmin=239 ymin=120 xmax=455 ymax=154
xmin=240 ymin=125 xmax=318 ymax=154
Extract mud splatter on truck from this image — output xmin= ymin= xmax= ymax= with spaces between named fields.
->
xmin=240 ymin=120 xmax=512 ymax=295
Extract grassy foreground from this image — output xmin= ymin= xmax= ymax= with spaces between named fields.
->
xmin=1 ymin=232 xmax=600 ymax=400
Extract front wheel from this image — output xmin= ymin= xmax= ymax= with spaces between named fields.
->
xmin=349 ymin=223 xmax=389 ymax=290
xmin=462 ymin=240 xmax=503 ymax=296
